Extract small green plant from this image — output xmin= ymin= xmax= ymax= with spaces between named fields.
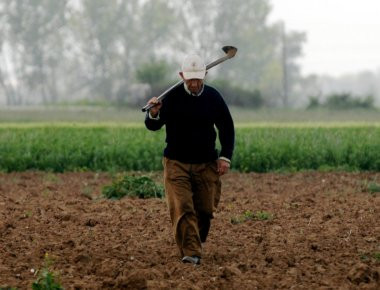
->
xmin=32 ymin=253 xmax=63 ymax=290
xmin=255 ymin=211 xmax=272 ymax=221
xmin=243 ymin=210 xmax=254 ymax=220
xmin=0 ymin=287 xmax=18 ymax=290
xmin=42 ymin=189 xmax=51 ymax=198
xmin=231 ymin=210 xmax=272 ymax=224
xmin=81 ymin=185 xmax=93 ymax=199
xmin=359 ymin=252 xmax=380 ymax=262
xmin=230 ymin=215 xmax=244 ymax=225
xmin=43 ymin=173 xmax=61 ymax=184
xmin=102 ymin=175 xmax=164 ymax=199
xmin=368 ymin=182 xmax=380 ymax=194
xmin=24 ymin=210 xmax=33 ymax=218
xmin=360 ymin=253 xmax=370 ymax=261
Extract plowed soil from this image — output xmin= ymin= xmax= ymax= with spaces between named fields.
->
xmin=1 ymin=171 xmax=379 ymax=289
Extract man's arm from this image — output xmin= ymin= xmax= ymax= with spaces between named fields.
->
xmin=144 ymin=97 xmax=165 ymax=131
xmin=215 ymin=95 xmax=235 ymax=175
xmin=215 ymin=97 xmax=235 ymax=161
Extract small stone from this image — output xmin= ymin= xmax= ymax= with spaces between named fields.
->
xmin=220 ymin=266 xmax=242 ymax=280
xmin=311 ymin=244 xmax=319 ymax=251
xmin=364 ymin=237 xmax=376 ymax=243
xmin=265 ymin=256 xmax=273 ymax=264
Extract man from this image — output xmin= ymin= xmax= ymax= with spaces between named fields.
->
xmin=144 ymin=53 xmax=235 ymax=265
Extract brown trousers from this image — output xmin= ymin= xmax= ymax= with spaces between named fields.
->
xmin=163 ymin=157 xmax=221 ymax=257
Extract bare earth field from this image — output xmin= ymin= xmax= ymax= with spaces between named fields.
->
xmin=0 ymin=171 xmax=379 ymax=289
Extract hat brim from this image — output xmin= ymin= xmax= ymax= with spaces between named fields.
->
xmin=183 ymin=70 xmax=206 ymax=80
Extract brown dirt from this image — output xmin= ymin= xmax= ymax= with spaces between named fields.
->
xmin=0 ymin=171 xmax=379 ymax=289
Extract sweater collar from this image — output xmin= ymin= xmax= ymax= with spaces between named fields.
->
xmin=184 ymin=83 xmax=204 ymax=97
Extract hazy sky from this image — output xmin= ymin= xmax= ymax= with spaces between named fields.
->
xmin=269 ymin=0 xmax=380 ymax=77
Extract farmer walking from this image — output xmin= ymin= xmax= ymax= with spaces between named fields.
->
xmin=144 ymin=53 xmax=235 ymax=265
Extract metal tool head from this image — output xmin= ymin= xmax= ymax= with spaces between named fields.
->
xmin=222 ymin=46 xmax=238 ymax=58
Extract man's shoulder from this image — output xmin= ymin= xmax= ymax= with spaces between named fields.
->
xmin=203 ymin=84 xmax=224 ymax=103
xmin=162 ymin=84 xmax=185 ymax=104
xmin=204 ymin=84 xmax=222 ymax=97
xmin=166 ymin=83 xmax=186 ymax=97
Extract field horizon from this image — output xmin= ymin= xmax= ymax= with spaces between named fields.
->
xmin=1 ymin=106 xmax=380 ymax=123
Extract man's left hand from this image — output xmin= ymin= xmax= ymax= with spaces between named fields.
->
xmin=217 ymin=159 xmax=230 ymax=176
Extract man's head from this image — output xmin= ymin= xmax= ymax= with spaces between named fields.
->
xmin=179 ymin=54 xmax=206 ymax=95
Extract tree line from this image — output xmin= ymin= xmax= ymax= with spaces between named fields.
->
xmin=0 ymin=0 xmax=305 ymax=107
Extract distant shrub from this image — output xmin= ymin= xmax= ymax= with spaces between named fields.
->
xmin=136 ymin=60 xmax=171 ymax=85
xmin=307 ymin=93 xmax=375 ymax=110
xmin=102 ymin=175 xmax=164 ymax=199
xmin=209 ymin=79 xmax=263 ymax=108
xmin=326 ymin=93 xmax=374 ymax=109
xmin=306 ymin=96 xmax=321 ymax=109
xmin=136 ymin=60 xmax=174 ymax=97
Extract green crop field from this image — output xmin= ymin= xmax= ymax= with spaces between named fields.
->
xmin=0 ymin=122 xmax=379 ymax=172
xmin=1 ymin=107 xmax=380 ymax=123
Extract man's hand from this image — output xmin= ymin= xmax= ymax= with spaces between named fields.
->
xmin=147 ymin=97 xmax=162 ymax=117
xmin=217 ymin=159 xmax=230 ymax=176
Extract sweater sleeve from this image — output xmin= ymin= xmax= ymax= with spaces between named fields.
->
xmin=144 ymin=110 xmax=165 ymax=131
xmin=144 ymin=91 xmax=171 ymax=131
xmin=215 ymin=95 xmax=235 ymax=161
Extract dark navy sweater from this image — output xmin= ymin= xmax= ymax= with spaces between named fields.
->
xmin=145 ymin=84 xmax=235 ymax=164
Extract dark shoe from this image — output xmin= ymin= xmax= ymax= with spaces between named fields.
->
xmin=182 ymin=255 xmax=201 ymax=265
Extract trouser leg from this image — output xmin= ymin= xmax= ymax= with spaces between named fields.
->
xmin=176 ymin=213 xmax=200 ymax=256
xmin=163 ymin=158 xmax=202 ymax=257
xmin=197 ymin=212 xmax=211 ymax=243
xmin=192 ymin=161 xmax=221 ymax=243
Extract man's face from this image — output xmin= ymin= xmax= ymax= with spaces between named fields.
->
xmin=185 ymin=78 xmax=203 ymax=94
xmin=180 ymin=72 xmax=204 ymax=94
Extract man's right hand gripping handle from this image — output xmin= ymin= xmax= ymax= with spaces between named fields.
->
xmin=147 ymin=97 xmax=162 ymax=118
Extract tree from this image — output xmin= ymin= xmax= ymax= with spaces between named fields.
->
xmin=171 ymin=0 xmax=305 ymax=107
xmin=280 ymin=22 xmax=306 ymax=107
xmin=1 ymin=0 xmax=68 ymax=105
xmin=71 ymin=0 xmax=177 ymax=102
xmin=136 ymin=59 xmax=171 ymax=96
xmin=0 ymin=0 xmax=306 ymax=108
xmin=71 ymin=0 xmax=125 ymax=102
